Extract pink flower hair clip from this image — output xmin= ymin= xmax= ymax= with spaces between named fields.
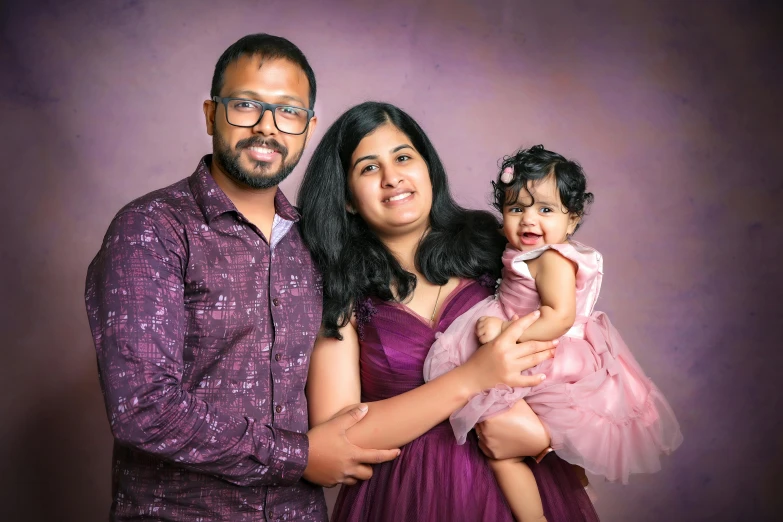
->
xmin=500 ymin=166 xmax=514 ymax=183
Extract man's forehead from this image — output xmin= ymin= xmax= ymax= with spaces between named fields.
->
xmin=223 ymin=54 xmax=304 ymax=79
xmin=222 ymin=54 xmax=309 ymax=100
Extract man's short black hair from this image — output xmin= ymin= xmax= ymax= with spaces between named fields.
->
xmin=211 ymin=33 xmax=316 ymax=109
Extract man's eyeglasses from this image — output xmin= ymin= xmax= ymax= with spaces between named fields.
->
xmin=212 ymin=97 xmax=314 ymax=135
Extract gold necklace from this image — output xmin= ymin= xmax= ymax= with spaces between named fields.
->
xmin=430 ymin=284 xmax=444 ymax=322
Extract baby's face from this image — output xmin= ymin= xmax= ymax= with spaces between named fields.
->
xmin=502 ymin=174 xmax=579 ymax=251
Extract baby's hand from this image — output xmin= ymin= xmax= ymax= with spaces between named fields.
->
xmin=476 ymin=316 xmax=508 ymax=345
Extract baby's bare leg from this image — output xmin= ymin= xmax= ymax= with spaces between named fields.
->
xmin=496 ymin=399 xmax=551 ymax=458
xmin=489 ymin=457 xmax=546 ymax=522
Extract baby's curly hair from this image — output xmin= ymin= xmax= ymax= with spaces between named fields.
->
xmin=492 ymin=145 xmax=594 ymax=233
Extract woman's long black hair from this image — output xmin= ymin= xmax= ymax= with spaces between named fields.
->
xmin=297 ymin=102 xmax=505 ymax=339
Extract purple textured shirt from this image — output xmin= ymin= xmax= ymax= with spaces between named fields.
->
xmin=85 ymin=156 xmax=326 ymax=521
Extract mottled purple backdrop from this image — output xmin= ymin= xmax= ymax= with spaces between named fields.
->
xmin=1 ymin=0 xmax=780 ymax=520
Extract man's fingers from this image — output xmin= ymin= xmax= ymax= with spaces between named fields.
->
xmin=355 ymin=447 xmax=401 ymax=465
xmin=338 ymin=404 xmax=369 ymax=427
xmin=342 ymin=477 xmax=358 ymax=486
xmin=349 ymin=463 xmax=374 ymax=482
xmin=343 ymin=448 xmax=399 ymax=485
xmin=329 ymin=403 xmax=361 ymax=421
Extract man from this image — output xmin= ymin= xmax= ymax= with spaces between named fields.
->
xmin=85 ymin=34 xmax=399 ymax=521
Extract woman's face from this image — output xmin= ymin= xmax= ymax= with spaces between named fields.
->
xmin=347 ymin=123 xmax=433 ymax=239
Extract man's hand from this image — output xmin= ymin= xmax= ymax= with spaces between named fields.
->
xmin=303 ymin=404 xmax=400 ymax=487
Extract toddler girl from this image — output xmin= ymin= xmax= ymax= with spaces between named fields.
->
xmin=423 ymin=145 xmax=683 ymax=522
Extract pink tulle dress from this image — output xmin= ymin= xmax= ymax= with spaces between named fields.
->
xmin=423 ymin=241 xmax=683 ymax=483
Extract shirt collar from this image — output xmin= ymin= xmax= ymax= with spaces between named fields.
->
xmin=189 ymin=155 xmax=300 ymax=224
xmin=272 ymin=184 xmax=301 ymax=222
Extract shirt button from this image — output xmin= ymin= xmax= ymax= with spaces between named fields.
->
xmin=274 ymin=353 xmax=282 ymax=361
xmin=275 ymin=405 xmax=283 ymax=413
xmin=272 ymin=298 xmax=280 ymax=306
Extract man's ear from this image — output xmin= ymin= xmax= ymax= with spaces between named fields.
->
xmin=303 ymin=115 xmax=318 ymax=148
xmin=203 ymin=99 xmax=216 ymax=136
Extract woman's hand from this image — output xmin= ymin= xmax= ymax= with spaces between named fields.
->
xmin=459 ymin=310 xmax=556 ymax=393
xmin=475 ymin=399 xmax=551 ymax=460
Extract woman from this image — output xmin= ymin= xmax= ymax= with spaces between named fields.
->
xmin=298 ymin=102 xmax=599 ymax=521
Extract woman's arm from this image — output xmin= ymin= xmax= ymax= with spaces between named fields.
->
xmin=306 ymin=321 xmax=363 ymax=427
xmin=307 ymin=311 xmax=556 ymax=450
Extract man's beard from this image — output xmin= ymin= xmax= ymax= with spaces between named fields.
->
xmin=213 ymin=132 xmax=304 ymax=189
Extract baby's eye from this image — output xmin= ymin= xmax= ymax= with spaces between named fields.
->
xmin=540 ymin=207 xmax=552 ymax=213
xmin=506 ymin=206 xmax=522 ymax=213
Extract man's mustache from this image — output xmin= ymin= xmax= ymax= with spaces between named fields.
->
xmin=236 ymin=137 xmax=287 ymax=156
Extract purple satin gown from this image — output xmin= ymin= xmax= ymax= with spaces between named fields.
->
xmin=331 ymin=279 xmax=600 ymax=522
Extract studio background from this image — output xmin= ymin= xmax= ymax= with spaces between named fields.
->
xmin=1 ymin=0 xmax=780 ymax=520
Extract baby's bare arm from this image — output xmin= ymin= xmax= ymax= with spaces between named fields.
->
xmin=513 ymin=250 xmax=578 ymax=344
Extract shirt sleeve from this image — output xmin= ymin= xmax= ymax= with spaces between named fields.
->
xmin=84 ymin=210 xmax=308 ymax=487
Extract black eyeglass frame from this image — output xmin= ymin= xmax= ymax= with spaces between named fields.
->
xmin=211 ymin=96 xmax=315 ymax=135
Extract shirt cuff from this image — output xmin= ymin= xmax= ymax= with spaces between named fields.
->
xmin=264 ymin=426 xmax=310 ymax=485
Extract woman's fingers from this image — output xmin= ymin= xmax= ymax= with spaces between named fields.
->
xmin=511 ymin=348 xmax=556 ymax=387
xmin=469 ymin=310 xmax=552 ymax=390
xmin=511 ymin=338 xmax=556 ymax=358
xmin=512 ymin=373 xmax=549 ymax=388
xmin=478 ymin=438 xmax=494 ymax=458
xmin=494 ymin=311 xmax=540 ymax=344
